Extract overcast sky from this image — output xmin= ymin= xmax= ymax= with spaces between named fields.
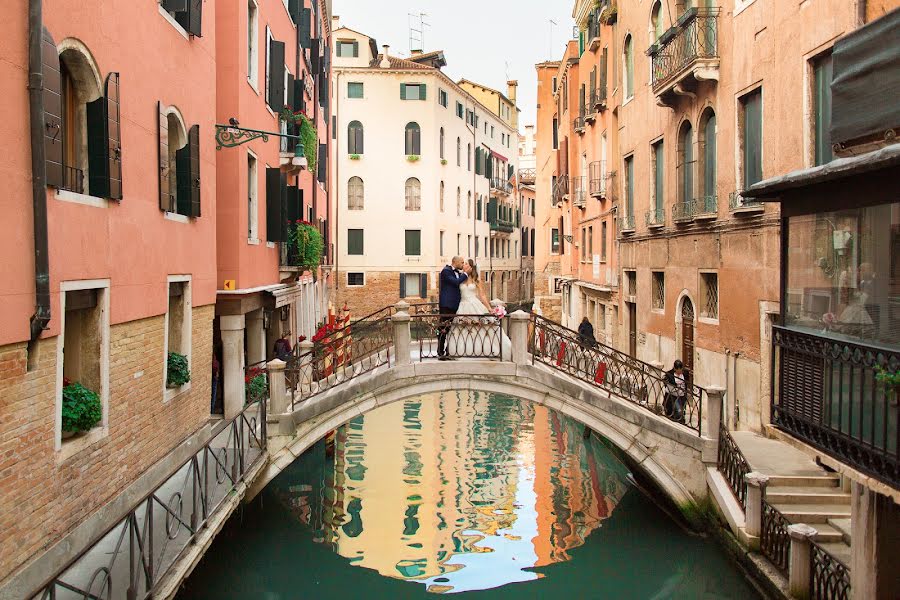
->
xmin=333 ymin=0 xmax=574 ymax=128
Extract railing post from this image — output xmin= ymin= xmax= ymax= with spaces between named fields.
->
xmin=788 ymin=524 xmax=817 ymax=600
xmin=744 ymin=472 xmax=769 ymax=549
xmin=266 ymin=359 xmax=288 ymax=414
xmin=298 ymin=340 xmax=314 ymax=395
xmin=394 ymin=300 xmax=410 ymax=314
xmin=392 ymin=311 xmax=412 ymax=366
xmin=704 ymin=386 xmax=725 ymax=448
xmin=509 ymin=310 xmax=530 ymax=365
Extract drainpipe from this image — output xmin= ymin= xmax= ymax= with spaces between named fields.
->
xmin=28 ymin=0 xmax=50 ymax=357
xmin=333 ymin=69 xmax=340 ymax=308
xmin=856 ymin=0 xmax=867 ymax=26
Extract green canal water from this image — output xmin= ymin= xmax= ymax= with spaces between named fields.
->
xmin=178 ymin=391 xmax=760 ymax=599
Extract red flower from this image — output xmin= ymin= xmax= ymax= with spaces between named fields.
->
xmin=298 ymin=335 xmax=307 ymax=343
xmin=63 ymin=377 xmax=71 ymax=387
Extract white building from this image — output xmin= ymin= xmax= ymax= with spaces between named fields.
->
xmin=330 ymin=22 xmax=524 ymax=315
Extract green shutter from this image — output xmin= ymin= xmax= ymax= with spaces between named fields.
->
xmin=653 ymin=142 xmax=664 ymax=212
xmin=814 ymin=55 xmax=833 ymax=165
xmin=704 ymin=114 xmax=717 ymax=197
xmin=285 ymin=185 xmax=301 ymax=224
xmin=299 ymin=8 xmax=311 ymax=48
xmin=348 ymin=229 xmax=363 ymax=255
xmin=175 ymin=124 xmax=200 ymax=217
xmin=266 ymin=167 xmax=285 ymax=242
xmin=268 ymin=40 xmax=286 ymax=108
xmin=86 ymin=96 xmax=110 ymax=198
xmin=288 ymin=0 xmax=300 ymax=23
xmin=419 ymin=84 xmax=426 ymax=101
xmin=400 ymin=83 xmax=406 ymax=99
xmin=743 ymin=90 xmax=762 ymax=188
xmin=419 ymin=274 xmax=427 ymax=298
xmin=399 ymin=273 xmax=406 ymax=298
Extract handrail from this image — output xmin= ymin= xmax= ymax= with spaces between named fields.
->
xmin=717 ymin=422 xmax=751 ymax=508
xmin=409 ymin=312 xmax=505 ymax=361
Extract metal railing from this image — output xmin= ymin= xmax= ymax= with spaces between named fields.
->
xmin=811 ymin=538 xmax=851 ymax=600
xmin=410 ymin=312 xmax=505 ymax=361
xmin=761 ymin=499 xmax=791 ymax=573
xmin=574 ymin=114 xmax=586 ymax=132
xmin=646 ymin=207 xmax=665 ymax=227
xmin=772 ymin=326 xmax=899 ymax=488
xmin=518 ymin=168 xmax=536 ymax=184
xmin=530 ymin=315 xmax=705 ymax=435
xmin=572 ymin=176 xmax=587 ymax=207
xmin=36 ymin=400 xmax=266 ymax=599
xmin=673 ymin=200 xmax=695 ymax=222
xmin=62 ymin=164 xmax=85 ymax=194
xmin=729 ymin=190 xmax=764 ymax=212
xmin=591 ymin=86 xmax=608 ymax=109
xmin=490 ymin=177 xmax=512 ymax=195
xmin=619 ymin=213 xmax=636 ymax=232
xmin=589 ymin=161 xmax=606 ymax=197
xmin=649 ymin=7 xmax=720 ymax=91
xmin=694 ymin=194 xmax=718 ymax=217
xmin=717 ymin=422 xmax=751 ymax=508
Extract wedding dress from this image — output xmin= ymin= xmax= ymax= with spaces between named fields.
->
xmin=446 ymin=284 xmax=513 ymax=358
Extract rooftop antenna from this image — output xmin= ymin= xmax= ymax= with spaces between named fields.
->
xmin=549 ymin=19 xmax=558 ymax=60
xmin=408 ymin=12 xmax=430 ymax=54
xmin=504 ymin=61 xmax=511 ymax=81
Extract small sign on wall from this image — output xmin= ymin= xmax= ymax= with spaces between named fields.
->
xmin=223 ymin=280 xmax=236 ymax=291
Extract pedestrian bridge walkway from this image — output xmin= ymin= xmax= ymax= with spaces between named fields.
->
xmin=252 ymin=303 xmax=727 ymax=516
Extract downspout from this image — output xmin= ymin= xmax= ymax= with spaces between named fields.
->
xmin=333 ymin=69 xmax=340 ymax=308
xmin=28 ymin=0 xmax=51 ymax=358
xmin=856 ymin=0 xmax=867 ymax=26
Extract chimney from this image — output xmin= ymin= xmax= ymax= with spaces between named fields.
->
xmin=332 ymin=15 xmax=340 ymax=29
xmin=507 ymin=80 xmax=518 ymax=106
xmin=380 ymin=45 xmax=391 ymax=68
xmin=411 ymin=49 xmax=423 ymax=56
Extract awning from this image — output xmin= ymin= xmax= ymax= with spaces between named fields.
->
xmin=267 ymin=284 xmax=303 ymax=308
xmin=743 ymin=144 xmax=900 ymax=200
xmin=491 ymin=149 xmax=508 ymax=162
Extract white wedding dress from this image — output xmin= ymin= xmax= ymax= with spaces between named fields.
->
xmin=446 ymin=284 xmax=513 ymax=358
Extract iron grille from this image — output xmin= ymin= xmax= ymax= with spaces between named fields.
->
xmin=652 ymin=272 xmax=665 ymax=310
xmin=589 ymin=161 xmax=606 ymax=197
xmin=649 ymin=8 xmax=720 ymax=91
xmin=694 ymin=194 xmax=718 ymax=216
xmin=673 ymin=200 xmax=695 ymax=222
xmin=761 ymin=499 xmax=791 ymax=573
xmin=62 ymin=165 xmax=85 ymax=194
xmin=811 ymin=539 xmax=851 ymax=600
xmin=619 ymin=213 xmax=636 ymax=232
xmin=701 ymin=272 xmax=719 ymax=319
xmin=646 ymin=208 xmax=665 ymax=227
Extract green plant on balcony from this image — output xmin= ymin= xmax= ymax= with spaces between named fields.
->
xmin=441 ymin=159 xmax=448 ymax=165
xmin=61 ymin=380 xmax=102 ymax=435
xmin=601 ymin=2 xmax=617 ymax=24
xmin=167 ymin=352 xmax=191 ymax=387
xmin=876 ymin=365 xmax=900 ymax=405
xmin=279 ymin=107 xmax=318 ymax=172
xmin=407 ymin=154 xmax=420 ymax=163
xmin=245 ymin=367 xmax=268 ymax=404
xmin=349 ymin=154 xmax=361 ymax=160
xmin=287 ymin=220 xmax=324 ymax=273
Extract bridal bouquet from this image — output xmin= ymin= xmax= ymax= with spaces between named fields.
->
xmin=491 ymin=305 xmax=507 ymax=319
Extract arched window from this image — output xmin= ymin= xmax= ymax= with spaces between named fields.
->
xmin=405 ymin=122 xmax=421 ymax=155
xmin=348 ymin=176 xmax=364 ymax=210
xmin=440 ymin=127 xmax=445 ymax=159
xmin=405 ymin=178 xmax=421 ymax=211
xmin=677 ymin=121 xmax=694 ymax=208
xmin=650 ymin=2 xmax=664 ymax=42
xmin=456 ymin=137 xmax=461 ymax=166
xmin=624 ymin=35 xmax=634 ymax=99
xmin=456 ymin=187 xmax=461 ymax=216
xmin=57 ymin=43 xmax=104 ymax=194
xmin=165 ymin=110 xmax=188 ymax=212
xmin=698 ymin=108 xmax=717 ymax=213
xmin=439 ymin=180 xmax=445 ymax=211
xmin=348 ymin=120 xmax=364 ymax=154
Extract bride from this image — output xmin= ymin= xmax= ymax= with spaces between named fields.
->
xmin=446 ymin=260 xmax=513 ymax=358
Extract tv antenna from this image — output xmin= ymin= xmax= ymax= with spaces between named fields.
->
xmin=549 ymin=19 xmax=558 ymax=60
xmin=409 ymin=12 xmax=430 ymax=53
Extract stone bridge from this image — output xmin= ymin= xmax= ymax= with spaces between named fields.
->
xmin=251 ymin=307 xmax=726 ymax=518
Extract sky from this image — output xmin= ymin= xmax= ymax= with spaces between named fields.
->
xmin=332 ymin=0 xmax=575 ymax=128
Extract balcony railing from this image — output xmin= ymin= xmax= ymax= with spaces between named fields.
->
xmin=572 ymin=176 xmax=587 ymax=208
xmin=729 ymin=190 xmax=764 ymax=213
xmin=649 ymin=7 xmax=720 ymax=94
xmin=591 ymin=86 xmax=607 ymax=110
xmin=62 ymin=164 xmax=85 ymax=194
xmin=772 ymin=326 xmax=899 ymax=488
xmin=487 ymin=198 xmax=516 ymax=233
xmin=645 ymin=207 xmax=665 ymax=228
xmin=619 ymin=213 xmax=635 ymax=233
xmin=552 ymin=174 xmax=569 ymax=206
xmin=574 ymin=114 xmax=586 ymax=133
xmin=693 ymin=194 xmax=718 ymax=219
xmin=518 ymin=168 xmax=536 ymax=185
xmin=589 ymin=161 xmax=607 ymax=197
xmin=673 ymin=200 xmax=695 ymax=223
xmin=586 ymin=8 xmax=601 ymax=49
xmin=491 ymin=177 xmax=512 ymax=195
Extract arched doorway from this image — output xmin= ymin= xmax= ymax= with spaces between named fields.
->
xmin=681 ymin=297 xmax=695 ymax=372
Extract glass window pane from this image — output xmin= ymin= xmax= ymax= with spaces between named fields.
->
xmin=348 ymin=229 xmax=364 ymax=255
xmin=405 ymin=230 xmax=421 ymax=255
xmin=348 ymin=82 xmax=363 ymax=98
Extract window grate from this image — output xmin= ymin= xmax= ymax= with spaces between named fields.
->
xmin=626 ymin=271 xmax=637 ymax=297
xmin=652 ymin=272 xmax=665 ymax=310
xmin=701 ymin=272 xmax=718 ymax=319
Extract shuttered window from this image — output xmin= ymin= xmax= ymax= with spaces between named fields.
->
xmin=813 ymin=53 xmax=833 ymax=166
xmin=348 ymin=82 xmax=364 ymax=98
xmin=299 ymin=8 xmax=311 ymax=49
xmin=167 ymin=0 xmax=202 ymax=37
xmin=405 ymin=230 xmax=421 ymax=256
xmin=348 ymin=121 xmax=364 ymax=154
xmin=175 ymin=125 xmax=201 ymax=217
xmin=405 ymin=122 xmax=421 ymax=155
xmin=347 ymin=229 xmax=364 ymax=255
xmin=86 ymin=72 xmax=122 ymax=199
xmin=42 ymin=28 xmax=64 ymax=189
xmin=401 ymin=84 xmax=426 ymax=100
xmin=317 ymin=144 xmax=327 ymax=183
xmin=266 ymin=167 xmax=286 ymax=242
xmin=741 ymin=89 xmax=763 ymax=188
xmin=336 ymin=41 xmax=359 ymax=57
xmin=267 ymin=39 xmax=286 ymax=109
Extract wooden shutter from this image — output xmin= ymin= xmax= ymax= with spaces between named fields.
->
xmin=268 ymin=40 xmax=286 ymax=109
xmin=175 ymin=0 xmax=202 ymax=36
xmin=162 ymin=0 xmax=187 ymax=11
xmin=310 ymin=39 xmax=321 ymax=73
xmin=293 ymin=77 xmax=305 ymax=112
xmin=266 ymin=167 xmax=285 ymax=242
xmin=42 ymin=27 xmax=63 ymax=188
xmin=299 ymin=8 xmax=311 ymax=48
xmin=399 ymin=274 xmax=406 ymax=298
xmin=285 ymin=185 xmax=301 ymax=224
xmin=317 ymin=143 xmax=326 ymax=183
xmin=175 ymin=124 xmax=201 ymax=217
xmin=158 ymin=102 xmax=171 ymax=211
xmin=104 ymin=73 xmax=122 ymax=199
xmin=590 ymin=67 xmax=596 ymax=97
xmin=286 ymin=73 xmax=295 ymax=112
xmin=743 ymin=91 xmax=762 ymax=187
xmin=420 ymin=274 xmax=427 ymax=299
xmin=419 ymin=84 xmax=426 ymax=101
xmin=319 ymin=71 xmax=328 ymax=105
xmin=400 ymin=84 xmax=407 ymax=99
xmin=86 ymin=97 xmax=109 ymax=197
xmin=288 ymin=0 xmax=300 ymax=23
xmin=600 ymin=48 xmax=608 ymax=96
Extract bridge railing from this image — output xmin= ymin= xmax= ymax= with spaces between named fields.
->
xmin=408 ymin=312 xmax=505 ymax=361
xmin=529 ymin=315 xmax=705 ymax=435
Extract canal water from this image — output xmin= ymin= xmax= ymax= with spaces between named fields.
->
xmin=179 ymin=391 xmax=760 ymax=599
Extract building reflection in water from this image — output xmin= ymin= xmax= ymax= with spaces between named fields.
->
xmin=277 ymin=391 xmax=632 ymax=594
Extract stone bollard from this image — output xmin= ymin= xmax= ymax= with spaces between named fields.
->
xmin=703 ymin=387 xmax=726 ymax=450
xmin=266 ymin=359 xmax=288 ymax=415
xmin=392 ymin=311 xmax=412 ymax=366
xmin=508 ymin=310 xmax=530 ymax=365
xmin=744 ymin=472 xmax=770 ymax=549
xmin=788 ymin=523 xmax=818 ymax=600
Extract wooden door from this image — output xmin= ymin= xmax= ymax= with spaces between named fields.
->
xmin=681 ymin=298 xmax=695 ymax=371
xmin=628 ymin=302 xmax=637 ymax=357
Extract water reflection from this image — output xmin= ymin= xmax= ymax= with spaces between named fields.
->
xmin=274 ymin=392 xmax=632 ymax=594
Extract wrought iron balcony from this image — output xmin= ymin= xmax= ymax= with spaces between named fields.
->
xmin=518 ymin=168 xmax=536 ymax=185
xmin=648 ymin=7 xmax=720 ymax=103
xmin=589 ymin=161 xmax=607 ymax=198
xmin=490 ymin=177 xmax=512 ymax=195
xmin=487 ymin=198 xmax=515 ymax=233
xmin=693 ymin=195 xmax=718 ymax=220
xmin=574 ymin=114 xmax=586 ymax=134
xmin=673 ymin=200 xmax=695 ymax=223
xmin=591 ymin=86 xmax=608 ymax=111
xmin=645 ymin=207 xmax=665 ymax=228
xmin=62 ymin=164 xmax=85 ymax=195
xmin=586 ymin=7 xmax=602 ymax=51
xmin=729 ymin=190 xmax=764 ymax=214
xmin=572 ymin=176 xmax=587 ymax=208
xmin=772 ymin=326 xmax=899 ymax=488
xmin=619 ymin=213 xmax=635 ymax=233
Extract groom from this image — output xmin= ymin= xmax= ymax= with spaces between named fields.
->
xmin=437 ymin=256 xmax=469 ymax=360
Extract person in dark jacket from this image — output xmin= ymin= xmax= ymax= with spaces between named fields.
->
xmin=578 ymin=317 xmax=597 ymax=347
xmin=437 ymin=256 xmax=469 ymax=360
xmin=663 ymin=360 xmax=690 ymax=424
xmin=274 ymin=331 xmax=293 ymax=361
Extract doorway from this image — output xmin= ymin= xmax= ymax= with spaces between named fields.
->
xmin=681 ymin=297 xmax=695 ymax=371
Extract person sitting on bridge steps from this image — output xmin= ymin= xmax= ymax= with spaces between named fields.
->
xmin=663 ymin=360 xmax=690 ymax=424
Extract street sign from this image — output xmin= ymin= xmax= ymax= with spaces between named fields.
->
xmin=223 ymin=279 xmax=235 ymax=291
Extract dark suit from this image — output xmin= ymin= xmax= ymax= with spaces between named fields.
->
xmin=438 ymin=265 xmax=468 ymax=357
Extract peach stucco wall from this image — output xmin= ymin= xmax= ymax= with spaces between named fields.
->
xmin=0 ymin=0 xmax=218 ymax=345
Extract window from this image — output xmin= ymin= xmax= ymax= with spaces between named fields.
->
xmin=347 ymin=272 xmax=365 ymax=287
xmin=247 ymin=0 xmax=259 ymax=87
xmin=347 ymin=82 xmax=364 ymax=98
xmin=439 ymin=181 xmax=445 ymax=211
xmin=456 ymin=137 xmax=461 ymax=166
xmin=440 ymin=231 xmax=445 ymax=256
xmin=405 ymin=122 xmax=421 ymax=155
xmin=347 ymin=229 xmax=364 ymax=255
xmin=601 ymin=221 xmax=608 ymax=262
xmin=456 ymin=187 xmax=461 ymax=216
xmin=626 ymin=271 xmax=637 ymax=296
xmin=401 ymin=273 xmax=427 ymax=299
xmin=740 ymin=88 xmax=763 ymax=188
xmin=158 ymin=106 xmax=200 ymax=217
xmin=624 ymin=35 xmax=634 ymax=99
xmin=161 ymin=0 xmax=202 ymax=36
xmin=247 ymin=152 xmax=258 ymax=240
xmin=551 ymin=228 xmax=560 ymax=254
xmin=467 ymin=191 xmax=472 ymax=218
xmin=812 ymin=52 xmax=833 ymax=165
xmin=651 ymin=2 xmax=664 ymax=42
xmin=467 ymin=235 xmax=472 ymax=257
xmin=552 ymin=117 xmax=559 ymax=149
xmin=348 ymin=176 xmax=364 ymax=210
xmin=475 ymin=237 xmax=480 ymax=258
xmin=456 ymin=101 xmax=464 ymax=118
xmin=57 ymin=281 xmax=109 ymax=449
xmin=552 ymin=76 xmax=558 ymax=92
xmin=336 ymin=40 xmax=359 ymax=58
xmin=588 ymin=226 xmax=593 ymax=258
xmin=652 ymin=272 xmax=665 ymax=311
xmin=440 ymin=128 xmax=445 ymax=159
xmin=439 ymin=89 xmax=448 ymax=107
xmin=678 ymin=122 xmax=694 ymax=209
xmin=401 ymin=83 xmax=426 ymax=100
xmin=699 ymin=109 xmax=717 ymax=210
xmin=652 ymin=140 xmax=664 ymax=214
xmin=164 ymin=277 xmax=192 ymax=398
xmin=491 ymin=125 xmax=495 ymax=138
xmin=457 ymin=234 xmax=461 ymax=254
xmin=701 ymin=273 xmax=719 ymax=319
xmin=624 ymin=155 xmax=635 ymax=217
xmin=348 ymin=120 xmax=364 ymax=154
xmin=405 ymin=178 xmax=421 ymax=211
xmin=405 ymin=230 xmax=421 ymax=256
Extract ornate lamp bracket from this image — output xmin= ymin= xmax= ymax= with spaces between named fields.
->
xmin=215 ymin=124 xmax=300 ymax=150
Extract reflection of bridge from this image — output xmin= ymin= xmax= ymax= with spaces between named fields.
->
xmin=255 ymin=302 xmax=726 ymax=517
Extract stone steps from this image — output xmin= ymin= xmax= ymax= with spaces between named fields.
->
xmin=772 ymin=503 xmax=851 ymax=523
xmin=806 ymin=523 xmax=846 ymax=543
xmin=765 ymin=475 xmax=841 ymax=488
xmin=828 ymin=518 xmax=852 ymax=544
xmin=765 ymin=487 xmax=851 ymax=505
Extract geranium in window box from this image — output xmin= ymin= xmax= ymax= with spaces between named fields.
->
xmin=349 ymin=154 xmax=361 ymax=161
xmin=407 ymin=154 xmax=420 ymax=163
xmin=244 ymin=367 xmax=269 ymax=404
xmin=287 ymin=220 xmax=324 ymax=275
xmin=61 ymin=379 xmax=102 ymax=438
xmin=440 ymin=159 xmax=448 ymax=165
xmin=167 ymin=351 xmax=191 ymax=388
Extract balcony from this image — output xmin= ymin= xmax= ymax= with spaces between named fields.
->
xmin=591 ymin=86 xmax=608 ymax=111
xmin=589 ymin=161 xmax=607 ymax=198
xmin=487 ymin=198 xmax=515 ymax=234
xmin=586 ymin=7 xmax=602 ymax=51
xmin=619 ymin=213 xmax=635 ymax=234
xmin=552 ymin=174 xmax=570 ymax=206
xmin=573 ymin=114 xmax=586 ymax=134
xmin=729 ymin=190 xmax=765 ymax=214
xmin=645 ymin=207 xmax=665 ymax=229
xmin=490 ymin=177 xmax=512 ymax=196
xmin=572 ymin=176 xmax=587 ymax=208
xmin=648 ymin=7 xmax=720 ymax=106
xmin=693 ymin=195 xmax=718 ymax=220
xmin=673 ymin=200 xmax=695 ymax=223
xmin=518 ymin=168 xmax=536 ymax=185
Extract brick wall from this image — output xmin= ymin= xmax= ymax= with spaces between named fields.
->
xmin=336 ymin=271 xmax=437 ymax=317
xmin=0 ymin=305 xmax=214 ymax=583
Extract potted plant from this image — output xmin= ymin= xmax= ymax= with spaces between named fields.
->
xmin=167 ymin=351 xmax=191 ymax=388
xmin=279 ymin=107 xmax=318 ymax=172
xmin=61 ymin=378 xmax=102 ymax=438
xmin=287 ymin=220 xmax=324 ymax=274
xmin=349 ymin=154 xmax=361 ymax=160
xmin=440 ymin=159 xmax=448 ymax=165
xmin=244 ymin=367 xmax=269 ymax=404
xmin=875 ymin=365 xmax=900 ymax=406
xmin=406 ymin=154 xmax=420 ymax=163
